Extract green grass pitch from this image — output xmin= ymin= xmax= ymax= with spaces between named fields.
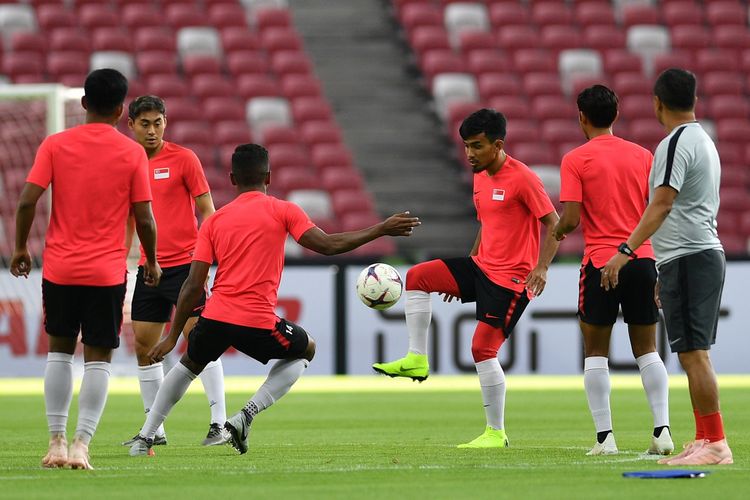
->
xmin=1 ymin=375 xmax=748 ymax=499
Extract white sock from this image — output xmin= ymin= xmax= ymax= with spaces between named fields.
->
xmin=44 ymin=352 xmax=74 ymax=437
xmin=584 ymin=356 xmax=612 ymax=433
xmin=636 ymin=352 xmax=670 ymax=429
xmin=75 ymin=361 xmax=111 ymax=445
xmin=405 ymin=290 xmax=431 ymax=355
xmin=141 ymin=363 xmax=196 ymax=439
xmin=243 ymin=359 xmax=309 ymax=418
xmin=199 ymin=359 xmax=227 ymax=424
xmin=138 ymin=363 xmax=166 ymax=436
xmin=475 ymin=358 xmax=506 ymax=430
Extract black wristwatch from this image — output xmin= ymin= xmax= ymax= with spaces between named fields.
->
xmin=618 ymin=242 xmax=637 ymax=259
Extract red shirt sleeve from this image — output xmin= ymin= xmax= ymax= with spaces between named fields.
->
xmin=521 ymin=170 xmax=556 ymax=219
xmin=130 ymin=150 xmax=152 ymax=203
xmin=559 ymin=153 xmax=582 ymax=203
xmin=193 ymin=217 xmax=215 ymax=264
xmin=26 ymin=136 xmax=54 ymax=189
xmin=285 ymin=201 xmax=317 ymax=241
xmin=182 ymin=149 xmax=210 ymax=197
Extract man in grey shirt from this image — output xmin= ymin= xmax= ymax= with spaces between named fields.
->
xmin=601 ymin=68 xmax=733 ymax=466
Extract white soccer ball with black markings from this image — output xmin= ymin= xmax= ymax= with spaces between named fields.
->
xmin=356 ymin=263 xmax=403 ymax=310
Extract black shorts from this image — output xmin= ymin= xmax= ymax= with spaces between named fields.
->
xmin=442 ymin=257 xmax=530 ymax=336
xmin=42 ymin=278 xmax=127 ymax=349
xmin=578 ymin=258 xmax=659 ymax=325
xmin=131 ymin=264 xmax=206 ymax=323
xmin=658 ymin=249 xmax=725 ymax=353
xmin=187 ymin=316 xmax=310 ymax=365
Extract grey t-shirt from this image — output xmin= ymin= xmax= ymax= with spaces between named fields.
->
xmin=649 ymin=122 xmax=723 ymax=268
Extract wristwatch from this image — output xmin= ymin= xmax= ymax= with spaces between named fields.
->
xmin=618 ymin=242 xmax=637 ymax=259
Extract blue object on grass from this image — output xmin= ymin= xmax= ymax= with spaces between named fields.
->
xmin=623 ymin=470 xmax=711 ymax=479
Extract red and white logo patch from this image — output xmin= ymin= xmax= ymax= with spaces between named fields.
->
xmin=154 ymin=168 xmax=170 ymax=180
xmin=492 ymin=188 xmax=505 ymax=201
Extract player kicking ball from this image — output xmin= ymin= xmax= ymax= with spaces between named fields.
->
xmin=373 ymin=109 xmax=560 ymax=448
xmin=127 ymin=144 xmax=420 ymax=456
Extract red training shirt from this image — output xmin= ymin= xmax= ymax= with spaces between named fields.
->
xmin=193 ymin=191 xmax=316 ymax=329
xmin=138 ymin=141 xmax=210 ymax=268
xmin=27 ymin=123 xmax=151 ymax=286
xmin=472 ymin=154 xmax=555 ymax=293
xmin=559 ymin=134 xmax=655 ymax=267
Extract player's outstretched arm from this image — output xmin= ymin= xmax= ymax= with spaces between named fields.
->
xmin=525 ymin=211 xmax=560 ymax=296
xmin=10 ymin=183 xmax=45 ymax=278
xmin=298 ymin=211 xmax=420 ymax=256
xmin=133 ymin=201 xmax=162 ymax=287
xmin=553 ymin=202 xmax=581 ymax=241
xmin=149 ymin=261 xmax=210 ymax=364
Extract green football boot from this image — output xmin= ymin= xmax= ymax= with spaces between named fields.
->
xmin=372 ymin=352 xmax=429 ymax=382
xmin=457 ymin=426 xmax=509 ymax=449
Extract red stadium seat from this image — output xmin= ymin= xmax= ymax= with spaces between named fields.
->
xmin=541 ymin=119 xmax=581 ymax=146
xmin=539 ymin=26 xmax=583 ymax=53
xmin=339 ymin=212 xmax=382 ymax=233
xmin=220 ymin=28 xmax=261 ymax=53
xmin=191 ymin=74 xmax=235 ymax=101
xmin=46 ymin=52 xmax=88 ymax=80
xmin=487 ymin=95 xmax=529 ymax=121
xmin=613 ymin=73 xmax=651 ymax=97
xmin=271 ymin=51 xmax=313 ymax=76
xmin=261 ymin=28 xmax=303 ymax=53
xmin=713 ymin=26 xmax=750 ymax=57
xmin=227 ymin=51 xmax=270 ymax=77
xmin=717 ymin=143 xmax=743 ymax=165
xmin=514 ymin=49 xmax=556 ymax=73
xmin=447 ymin=101 xmax=483 ymax=130
xmin=706 ymin=1 xmax=747 ymax=27
xmin=620 ymin=95 xmax=654 ymax=120
xmin=300 ymin=121 xmax=342 ymax=146
xmin=466 ymin=50 xmax=507 ymax=76
xmin=497 ymin=26 xmax=539 ymax=53
xmin=254 ymin=8 xmax=293 ymax=31
xmin=122 ymin=4 xmax=163 ymax=30
xmin=704 ymin=72 xmax=745 ymax=97
xmin=169 ymin=122 xmax=212 ymax=145
xmin=136 ymin=51 xmax=179 ymax=77
xmin=271 ymin=168 xmax=322 ymax=193
xmin=10 ymin=32 xmax=47 ymax=57
xmin=523 ymin=72 xmax=562 ymax=97
xmin=710 ymin=96 xmax=750 ymax=120
xmin=410 ymin=27 xmax=451 ymax=57
xmin=165 ymin=5 xmax=209 ymax=29
xmin=670 ymin=25 xmax=711 ymax=51
xmin=420 ymin=50 xmax=467 ymax=83
xmin=214 ymin=121 xmax=252 ymax=147
xmin=292 ymin=97 xmax=333 ymax=123
xmin=312 ymin=144 xmax=355 ymax=170
xmin=280 ymin=74 xmax=322 ymax=99
xmin=477 ymin=73 xmax=522 ymax=100
xmin=261 ymin=126 xmax=303 ymax=148
xmin=236 ymin=74 xmax=279 ymax=99
xmin=208 ymin=3 xmax=248 ymax=29
xmin=48 ymin=29 xmax=91 ymax=54
xmin=80 ymin=5 xmax=120 ymax=30
xmin=162 ymin=98 xmax=202 ymax=123
xmin=331 ymin=190 xmax=375 ymax=217
xmin=146 ymin=75 xmax=190 ymax=98
xmin=510 ymin=142 xmax=556 ymax=165
xmin=583 ymin=26 xmax=626 ymax=50
xmin=663 ymin=2 xmax=703 ymax=27
xmin=400 ymin=3 xmax=443 ymax=31
xmin=457 ymin=32 xmax=497 ymax=55
xmin=719 ymin=187 xmax=750 ymax=211
xmin=652 ymin=52 xmax=694 ymax=77
xmin=36 ymin=5 xmax=76 ymax=30
xmin=531 ymin=2 xmax=573 ymax=27
xmin=695 ymin=50 xmax=738 ymax=75
xmin=266 ymin=146 xmax=310 ymax=171
xmin=575 ymin=2 xmax=615 ymax=27
xmin=349 ymin=238 xmax=397 ymax=258
xmin=321 ymin=168 xmax=364 ymax=193
xmin=489 ymin=3 xmax=530 ymax=29
xmin=182 ymin=55 xmax=222 ymax=77
xmin=204 ymin=97 xmax=246 ymax=123
xmin=603 ymin=50 xmax=643 ymax=77
xmin=2 ymin=52 xmax=44 ymax=81
xmin=531 ymin=95 xmax=577 ymax=121
xmin=134 ymin=29 xmax=177 ymax=53
xmin=92 ymin=30 xmax=132 ymax=53
xmin=621 ymin=4 xmax=661 ymax=29
xmin=625 ymin=118 xmax=664 ymax=152
xmin=717 ymin=119 xmax=750 ymax=144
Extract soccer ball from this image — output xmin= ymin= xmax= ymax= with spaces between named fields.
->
xmin=355 ymin=263 xmax=403 ymax=310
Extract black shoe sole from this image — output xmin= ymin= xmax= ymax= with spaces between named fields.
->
xmin=223 ymin=422 xmax=248 ymax=455
xmin=372 ymin=366 xmax=428 ymax=383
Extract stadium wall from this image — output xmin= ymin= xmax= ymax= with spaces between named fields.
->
xmin=1 ymin=263 xmax=748 ymax=376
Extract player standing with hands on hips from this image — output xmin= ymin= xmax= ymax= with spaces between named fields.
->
xmin=601 ymin=69 xmax=733 ymax=465
xmin=127 ymin=144 xmax=420 ymax=456
xmin=122 ymin=95 xmax=229 ymax=448
xmin=374 ymin=109 xmax=560 ymax=449
xmin=10 ymin=69 xmax=161 ymax=470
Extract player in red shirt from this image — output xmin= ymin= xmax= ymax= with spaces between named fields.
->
xmin=373 ymin=109 xmax=560 ymax=448
xmin=121 ymin=96 xmax=228 ymax=448
xmin=552 ymin=85 xmax=672 ymax=457
xmin=10 ymin=69 xmax=161 ymax=470
xmin=126 ymin=144 xmax=420 ymax=456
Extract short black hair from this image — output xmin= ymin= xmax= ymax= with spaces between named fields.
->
xmin=459 ymin=108 xmax=507 ymax=141
xmin=654 ymin=68 xmax=697 ymax=112
xmin=577 ymin=85 xmax=618 ymax=128
xmin=83 ymin=69 xmax=128 ymax=116
xmin=231 ymin=144 xmax=270 ymax=186
xmin=128 ymin=95 xmax=166 ymax=120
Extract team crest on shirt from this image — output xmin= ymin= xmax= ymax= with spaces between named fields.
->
xmin=154 ymin=168 xmax=170 ymax=180
xmin=492 ymin=189 xmax=505 ymax=201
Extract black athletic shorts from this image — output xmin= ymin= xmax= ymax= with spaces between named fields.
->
xmin=187 ymin=316 xmax=310 ymax=365
xmin=442 ymin=257 xmax=530 ymax=336
xmin=42 ymin=278 xmax=127 ymax=349
xmin=131 ymin=264 xmax=206 ymax=323
xmin=578 ymin=258 xmax=659 ymax=325
xmin=658 ymin=249 xmax=725 ymax=353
